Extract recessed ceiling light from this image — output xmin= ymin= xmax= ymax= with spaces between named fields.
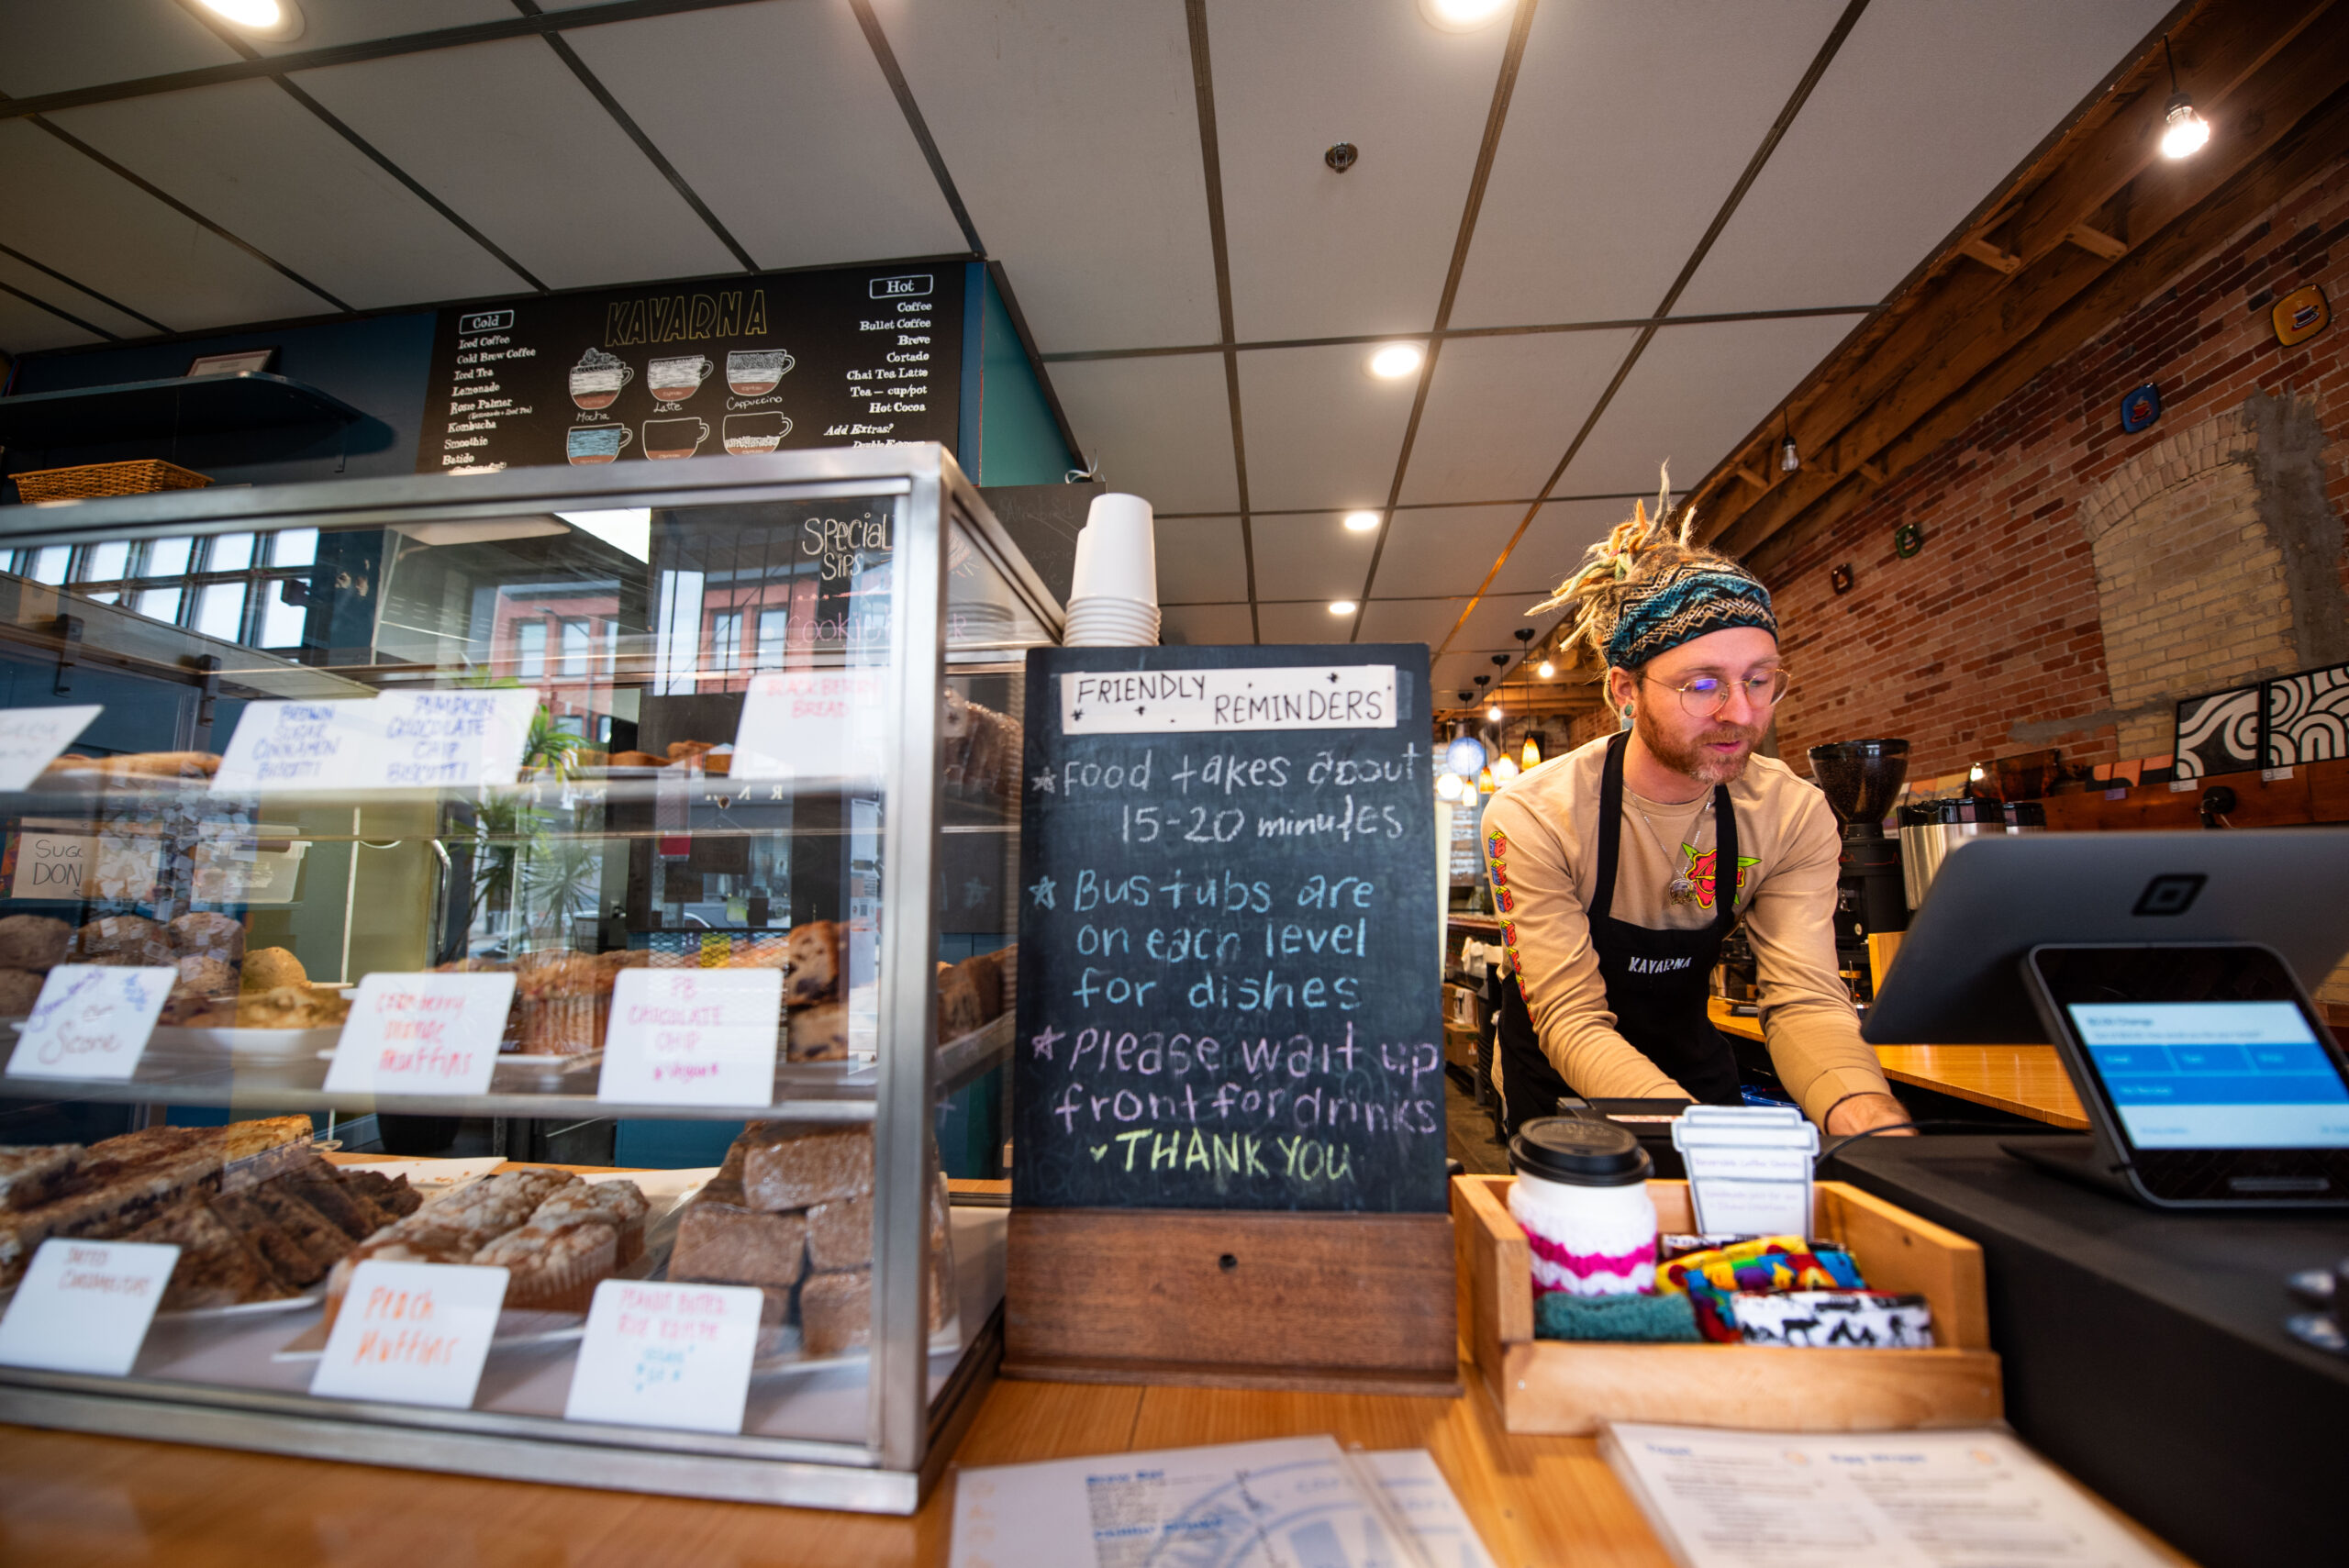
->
xmin=1329 ymin=600 xmax=1357 ymax=615
xmin=1343 ymin=510 xmax=1380 ymax=532
xmin=1367 ymin=343 xmax=1423 ymax=380
xmin=1419 ymin=0 xmax=1511 ymax=33
xmin=197 ymin=0 xmax=304 ymax=39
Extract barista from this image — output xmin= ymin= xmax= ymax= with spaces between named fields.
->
xmin=1482 ymin=477 xmax=1909 ymax=1140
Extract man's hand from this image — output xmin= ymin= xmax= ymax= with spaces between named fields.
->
xmin=1824 ymin=1092 xmax=1914 ymax=1139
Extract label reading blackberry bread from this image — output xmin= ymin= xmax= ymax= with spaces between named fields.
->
xmin=1013 ymin=645 xmax=1444 ymax=1213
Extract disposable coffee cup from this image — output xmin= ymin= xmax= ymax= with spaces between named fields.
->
xmin=649 ymin=355 xmax=712 ymax=404
xmin=1063 ymin=597 xmax=1161 ymax=648
xmin=567 ymin=425 xmax=632 ymax=465
xmin=723 ymin=412 xmax=793 ymax=455
xmin=642 ymin=417 xmax=708 ymax=460
xmin=1071 ymin=493 xmax=1158 ymax=606
xmin=727 ymin=350 xmax=793 ymax=397
xmin=1508 ymin=1117 xmax=1657 ymax=1296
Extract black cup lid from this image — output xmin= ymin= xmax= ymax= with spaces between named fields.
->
xmin=1508 ymin=1117 xmax=1653 ymax=1186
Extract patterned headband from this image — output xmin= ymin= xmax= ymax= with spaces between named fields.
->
xmin=1604 ymin=560 xmax=1778 ymax=671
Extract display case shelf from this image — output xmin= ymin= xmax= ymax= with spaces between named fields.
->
xmin=0 ymin=372 xmax=365 ymax=450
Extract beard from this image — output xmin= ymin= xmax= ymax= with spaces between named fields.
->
xmin=1634 ymin=702 xmax=1765 ymax=786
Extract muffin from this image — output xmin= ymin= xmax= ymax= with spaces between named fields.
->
xmin=240 ymin=947 xmax=307 ymax=991
xmin=0 ymin=915 xmax=71 ymax=973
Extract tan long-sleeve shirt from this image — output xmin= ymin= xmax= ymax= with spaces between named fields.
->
xmin=1480 ymin=734 xmax=1892 ymax=1126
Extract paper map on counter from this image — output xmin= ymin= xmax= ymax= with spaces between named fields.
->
xmin=1600 ymin=1423 xmax=2170 ymax=1568
xmin=950 ymin=1436 xmax=1495 ymax=1568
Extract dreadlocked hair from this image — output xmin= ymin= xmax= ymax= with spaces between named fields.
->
xmin=1529 ymin=464 xmax=1739 ymax=671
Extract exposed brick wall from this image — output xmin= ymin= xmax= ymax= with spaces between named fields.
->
xmin=1764 ymin=153 xmax=2349 ymax=783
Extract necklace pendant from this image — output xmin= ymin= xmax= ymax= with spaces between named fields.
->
xmin=1667 ymin=876 xmax=1697 ymax=906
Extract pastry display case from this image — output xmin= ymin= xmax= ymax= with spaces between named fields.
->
xmin=0 ymin=446 xmax=1054 ymax=1512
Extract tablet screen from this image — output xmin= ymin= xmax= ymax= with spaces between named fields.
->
xmin=2066 ymin=1001 xmax=2349 ymax=1149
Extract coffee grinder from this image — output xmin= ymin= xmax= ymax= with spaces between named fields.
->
xmin=1806 ymin=739 xmax=1911 ymax=1005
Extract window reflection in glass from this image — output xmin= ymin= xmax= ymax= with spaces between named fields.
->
xmin=518 ymin=621 xmax=547 ymax=679
xmin=711 ymin=610 xmax=744 ymax=672
xmin=272 ymin=528 xmax=317 ymax=568
xmin=29 ymin=548 xmax=70 ymax=585
xmin=144 ymin=538 xmax=194 ymax=578
xmin=135 ymin=586 xmax=183 ymax=623
xmin=206 ymin=533 xmax=254 ymax=573
xmin=84 ymin=541 xmax=130 ymax=583
xmin=194 ymin=583 xmax=245 ymax=641
xmin=560 ymin=618 xmax=591 ymax=678
xmin=257 ymin=583 xmax=306 ymax=649
xmin=756 ymin=608 xmax=789 ymax=669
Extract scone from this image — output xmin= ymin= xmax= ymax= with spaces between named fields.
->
xmin=0 ymin=915 xmax=71 ymax=972
xmin=240 ymin=947 xmax=307 ymax=991
xmin=72 ymin=915 xmax=172 ymax=968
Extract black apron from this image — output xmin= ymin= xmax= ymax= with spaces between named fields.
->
xmin=1497 ymin=730 xmax=1745 ymax=1135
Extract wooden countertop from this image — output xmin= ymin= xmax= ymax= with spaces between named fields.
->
xmin=1709 ymin=998 xmax=2088 ymax=1130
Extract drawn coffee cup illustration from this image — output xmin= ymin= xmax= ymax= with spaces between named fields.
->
xmin=648 ymin=354 xmax=712 ymax=403
xmin=642 ymin=416 xmax=709 ymax=460
xmin=568 ymin=348 xmax=631 ymax=411
xmin=567 ymin=425 xmax=633 ymax=465
xmin=722 ymin=412 xmax=793 ymax=456
xmin=727 ymin=349 xmax=794 ymax=397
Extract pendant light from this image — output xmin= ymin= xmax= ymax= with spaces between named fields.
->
xmin=1521 ymin=734 xmax=1542 ymax=769
xmin=1777 ymin=412 xmax=1799 ymax=473
xmin=2158 ymin=36 xmax=2209 ymax=160
xmin=1476 ymin=766 xmax=1497 ymax=795
xmin=1436 ymin=771 xmax=1464 ymax=802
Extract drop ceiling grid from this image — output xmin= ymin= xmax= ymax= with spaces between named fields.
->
xmin=45 ymin=78 xmax=524 ymax=310
xmin=0 ymin=248 xmax=156 ymax=339
xmin=1162 ymin=602 xmax=1255 ymax=647
xmin=0 ymin=117 xmax=326 ymax=329
xmin=288 ymin=36 xmax=743 ymax=292
xmin=1376 ymin=503 xmax=1541 ymax=599
xmin=1673 ymin=0 xmax=2182 ymax=315
xmin=0 ymin=286 xmax=101 ymax=353
xmin=1154 ymin=516 xmax=1249 ymax=606
xmin=1235 ymin=341 xmax=1421 ymax=513
xmin=1252 ymin=599 xmax=1356 ymax=645
xmin=561 ymin=3 xmax=966 ymax=273
xmin=871 ymin=0 xmax=1220 ymax=354
xmin=1248 ymin=512 xmax=1381 ymax=604
xmin=1359 ymin=596 xmax=1469 ymax=650
xmin=1046 ymin=353 xmax=1238 ymax=515
xmin=0 ymin=0 xmax=239 ymax=99
xmin=1205 ymin=0 xmax=1507 ymax=344
xmin=1444 ymin=0 xmax=1848 ymax=329
xmin=251 ymin=0 xmax=519 ymax=55
xmin=1395 ymin=328 xmax=1641 ymax=506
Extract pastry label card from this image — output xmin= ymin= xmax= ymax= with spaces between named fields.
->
xmin=598 ymin=968 xmax=783 ymax=1106
xmin=324 ymin=973 xmax=514 ymax=1097
xmin=0 ymin=705 xmax=102 ymax=790
xmin=0 ymin=1239 xmax=179 ymax=1376
xmin=5 ymin=965 xmax=174 ymax=1082
xmin=214 ymin=690 xmax=539 ymax=793
xmin=563 ymin=1279 xmax=764 ymax=1434
xmin=310 ymin=1260 xmax=509 ymax=1408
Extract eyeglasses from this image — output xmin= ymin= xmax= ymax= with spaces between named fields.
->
xmin=1639 ymin=668 xmax=1792 ymax=717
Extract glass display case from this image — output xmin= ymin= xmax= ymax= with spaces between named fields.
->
xmin=0 ymin=446 xmax=1055 ymax=1511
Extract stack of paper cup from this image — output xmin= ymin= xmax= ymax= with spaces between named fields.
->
xmin=1065 ymin=493 xmax=1161 ymax=647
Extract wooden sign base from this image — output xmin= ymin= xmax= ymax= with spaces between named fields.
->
xmin=1003 ymin=1208 xmax=1460 ymax=1396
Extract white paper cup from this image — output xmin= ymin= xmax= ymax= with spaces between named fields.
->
xmin=1063 ymin=595 xmax=1161 ymax=648
xmin=1071 ymin=493 xmax=1158 ymax=606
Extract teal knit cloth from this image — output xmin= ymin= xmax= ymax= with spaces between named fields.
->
xmin=1534 ymin=1290 xmax=1701 ymax=1343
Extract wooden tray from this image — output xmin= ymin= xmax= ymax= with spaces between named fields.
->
xmin=1453 ymin=1173 xmax=2001 ymax=1435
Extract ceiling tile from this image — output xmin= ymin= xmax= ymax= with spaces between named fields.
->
xmin=290 ymin=37 xmax=741 ymax=292
xmin=1455 ymin=591 xmax=1548 ymax=651
xmin=1399 ymin=329 xmax=1637 ymax=504
xmin=0 ymin=249 xmax=154 ymax=339
xmin=1049 ymin=353 xmax=1237 ymax=515
xmin=1253 ymin=599 xmax=1354 ymax=646
xmin=255 ymin=0 xmax=515 ymax=54
xmin=1236 ymin=342 xmax=1416 ymax=513
xmin=1487 ymin=495 xmax=1641 ymax=596
xmin=872 ymin=0 xmax=1219 ymax=352
xmin=1250 ymin=512 xmax=1379 ymax=604
xmin=0 ymin=118 xmax=328 ymax=330
xmin=1359 ymin=597 xmax=1464 ymax=650
xmin=1208 ymin=0 xmax=1505 ymax=341
xmin=1675 ymin=0 xmax=2176 ymax=314
xmin=1433 ymin=651 xmax=1494 ymax=704
xmin=49 ymin=80 xmax=526 ymax=310
xmin=1560 ymin=314 xmax=1858 ymax=496
xmin=562 ymin=2 xmax=967 ymax=274
xmin=1162 ymin=602 xmax=1254 ymax=647
xmin=0 ymin=287 xmax=103 ymax=355
xmin=1371 ymin=504 xmax=1521 ymax=599
xmin=1451 ymin=0 xmax=1844 ymax=329
xmin=0 ymin=0 xmax=238 ymax=98
xmin=1155 ymin=517 xmax=1249 ymax=604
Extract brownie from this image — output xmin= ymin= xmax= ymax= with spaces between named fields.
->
xmin=740 ymin=1124 xmax=873 ymax=1211
xmin=786 ymin=1000 xmax=848 ymax=1062
xmin=128 ymin=1199 xmax=287 ymax=1310
xmin=0 ymin=1129 xmax=224 ymax=1285
xmin=803 ymin=1177 xmax=949 ymax=1273
xmin=0 ymin=1145 xmax=80 ymax=1212
xmin=249 ymin=1184 xmax=356 ymax=1273
xmin=937 ymin=965 xmax=985 ymax=1042
xmin=283 ymin=1175 xmax=389 ymax=1240
xmin=341 ymin=1170 xmax=423 ymax=1218
xmin=799 ymin=1269 xmax=872 ymax=1358
xmin=956 ymin=951 xmax=1006 ymax=1024
xmin=209 ymin=1192 xmax=324 ymax=1287
xmin=671 ymin=1202 xmax=807 ymax=1289
xmin=785 ymin=921 xmax=840 ymax=1006
xmin=0 ymin=915 xmax=71 ymax=973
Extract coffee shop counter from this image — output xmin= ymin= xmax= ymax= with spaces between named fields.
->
xmin=1708 ymin=997 xmax=2088 ymax=1129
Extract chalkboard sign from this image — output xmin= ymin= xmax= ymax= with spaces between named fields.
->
xmin=417 ymin=260 xmax=963 ymax=474
xmin=1011 ymin=645 xmax=1445 ymax=1214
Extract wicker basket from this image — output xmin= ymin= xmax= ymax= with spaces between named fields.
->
xmin=13 ymin=460 xmax=212 ymax=503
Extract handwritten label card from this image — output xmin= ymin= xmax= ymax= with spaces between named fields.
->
xmin=562 ymin=1279 xmax=763 ymax=1433
xmin=5 ymin=966 xmax=173 ymax=1082
xmin=597 ymin=968 xmax=782 ymax=1106
xmin=0 ymin=705 xmax=102 ymax=791
xmin=323 ymin=973 xmax=514 ymax=1096
xmin=729 ymin=669 xmax=888 ymax=781
xmin=310 ymin=1260 xmax=508 ymax=1407
xmin=214 ymin=690 xmax=539 ymax=793
xmin=1059 ymin=665 xmax=1397 ymax=736
xmin=0 ymin=1239 xmax=179 ymax=1376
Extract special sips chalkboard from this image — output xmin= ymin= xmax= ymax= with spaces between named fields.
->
xmin=1010 ymin=645 xmax=1445 ymax=1214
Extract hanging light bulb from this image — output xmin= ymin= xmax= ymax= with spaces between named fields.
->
xmin=1537 ymin=659 xmax=1555 ymax=679
xmin=1490 ymin=755 xmax=1520 ymax=784
xmin=1486 ymin=703 xmax=1502 ymax=723
xmin=2158 ymin=35 xmax=2209 ymax=160
xmin=1778 ymin=412 xmax=1799 ymax=473
xmin=1522 ymin=735 xmax=1542 ymax=769
xmin=1476 ymin=767 xmax=1497 ymax=795
xmin=1436 ymin=771 xmax=1464 ymax=802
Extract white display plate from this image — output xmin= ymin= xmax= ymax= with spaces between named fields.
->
xmin=152 ymin=1025 xmax=343 ymax=1058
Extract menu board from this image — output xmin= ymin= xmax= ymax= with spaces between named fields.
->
xmin=417 ymin=261 xmax=963 ymax=474
xmin=1011 ymin=646 xmax=1446 ymax=1214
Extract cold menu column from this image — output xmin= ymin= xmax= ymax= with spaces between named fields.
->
xmin=1011 ymin=647 xmax=1447 ymax=1216
xmin=827 ymin=272 xmax=937 ymax=441
xmin=441 ymin=309 xmax=537 ymax=473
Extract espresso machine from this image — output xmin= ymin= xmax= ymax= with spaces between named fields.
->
xmin=1806 ymin=740 xmax=1911 ymax=1005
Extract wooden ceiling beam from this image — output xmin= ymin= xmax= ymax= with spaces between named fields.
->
xmin=1709 ymin=7 xmax=2349 ymax=562
xmin=1693 ymin=0 xmax=2339 ymax=558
